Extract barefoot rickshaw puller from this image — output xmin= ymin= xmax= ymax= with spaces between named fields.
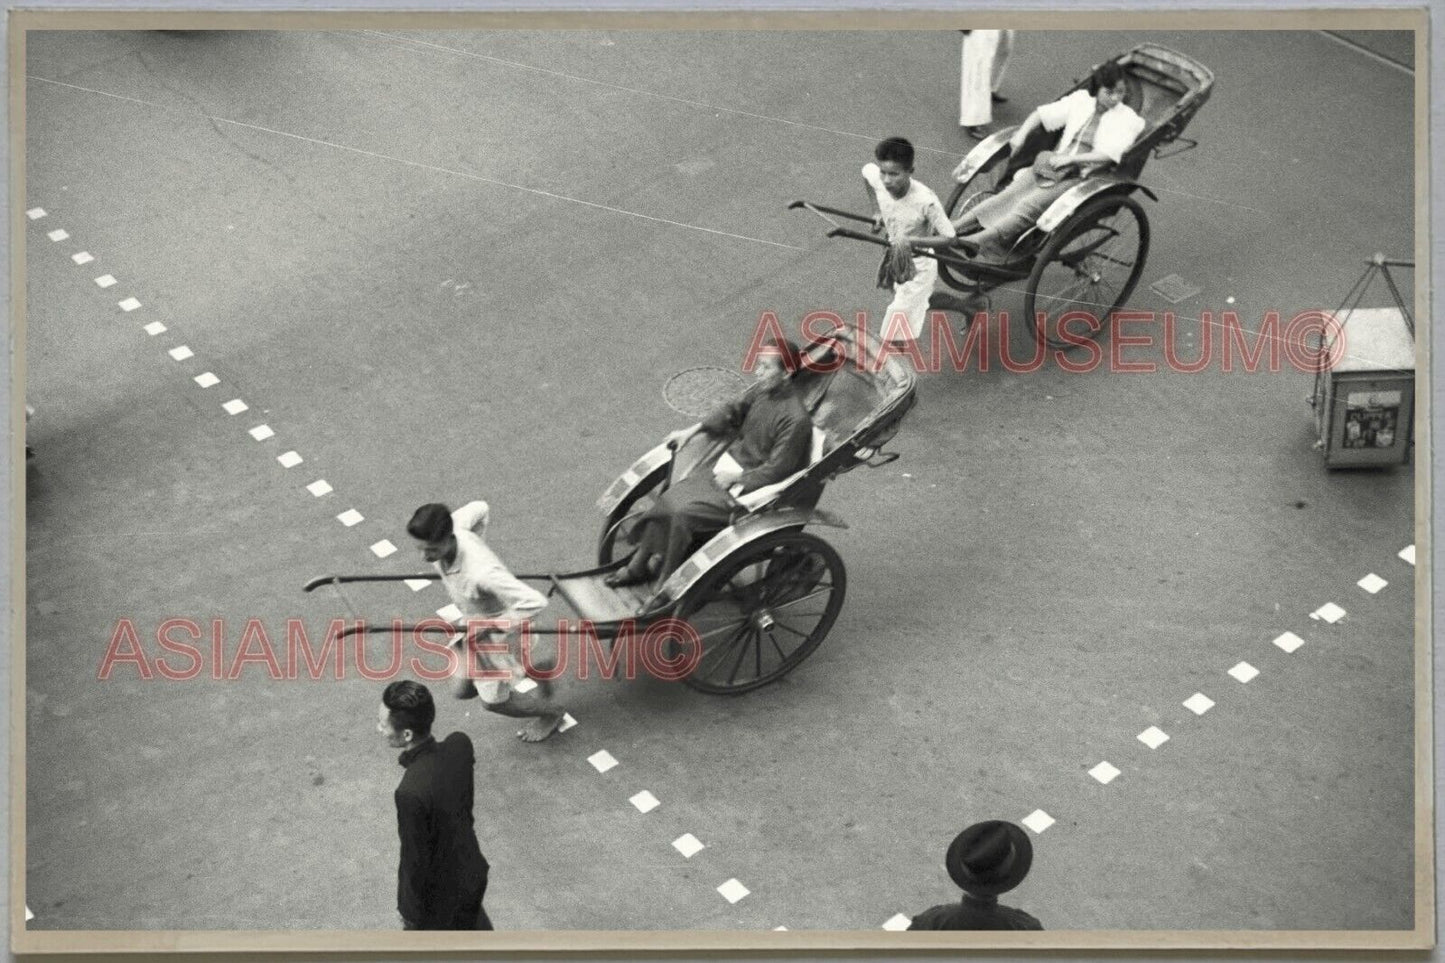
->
xmin=407 ymin=501 xmax=568 ymax=744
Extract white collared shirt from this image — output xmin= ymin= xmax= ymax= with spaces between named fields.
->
xmin=1036 ymin=89 xmax=1146 ymax=165
xmin=861 ymin=163 xmax=956 ymax=244
xmin=436 ymin=500 xmax=546 ymax=626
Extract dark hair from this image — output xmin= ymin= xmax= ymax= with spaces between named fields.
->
xmin=382 ymin=680 xmax=435 ymax=738
xmin=1087 ymin=61 xmax=1127 ymax=97
xmin=407 ymin=503 xmax=453 ymax=543
xmin=873 ymin=137 xmax=914 ymax=170
xmin=762 ymin=337 xmax=803 ymax=374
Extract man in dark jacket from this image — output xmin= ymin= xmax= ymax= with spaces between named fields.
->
xmin=605 ymin=338 xmax=813 ymax=588
xmin=378 ymin=680 xmax=493 ymax=930
xmin=908 ymin=820 xmax=1043 ymax=930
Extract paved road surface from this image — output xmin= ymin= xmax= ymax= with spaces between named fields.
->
xmin=21 ymin=28 xmax=1417 ymax=933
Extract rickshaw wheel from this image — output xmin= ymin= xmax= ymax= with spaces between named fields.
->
xmin=673 ymin=530 xmax=846 ymax=695
xmin=940 ymin=155 xmax=1010 ymax=290
xmin=1024 ymin=193 xmax=1150 ymax=350
xmin=597 ymin=470 xmax=668 ymax=567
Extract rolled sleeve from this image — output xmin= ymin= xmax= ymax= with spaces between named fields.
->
xmin=452 ymin=501 xmax=491 ymax=537
xmin=1036 ymin=90 xmax=1088 ymax=131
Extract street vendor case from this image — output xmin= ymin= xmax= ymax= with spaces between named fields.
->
xmin=1316 ymin=306 xmax=1415 ymax=468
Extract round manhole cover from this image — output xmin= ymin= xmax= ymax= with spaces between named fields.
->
xmin=662 ymin=366 xmax=750 ymax=417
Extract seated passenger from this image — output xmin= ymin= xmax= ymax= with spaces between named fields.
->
xmin=952 ymin=61 xmax=1145 ymax=263
xmin=605 ymin=339 xmax=813 ymax=588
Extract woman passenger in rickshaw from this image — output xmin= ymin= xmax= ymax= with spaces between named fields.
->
xmin=951 ymin=61 xmax=1146 ymax=264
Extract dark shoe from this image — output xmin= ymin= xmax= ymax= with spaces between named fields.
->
xmin=929 ymin=290 xmax=989 ymax=316
xmin=962 ymin=125 xmax=988 ymax=140
xmin=991 ymin=92 xmax=1008 ymax=104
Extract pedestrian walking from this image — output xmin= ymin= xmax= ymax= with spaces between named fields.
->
xmin=378 ymin=680 xmax=494 ymax=930
xmin=908 ymin=819 xmax=1043 ymax=930
xmin=959 ymin=29 xmax=1015 ymax=138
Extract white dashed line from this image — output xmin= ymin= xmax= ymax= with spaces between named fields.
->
xmin=1087 ymin=761 xmax=1121 ymax=785
xmin=193 ymin=372 xmax=219 ymax=388
xmin=717 ymin=879 xmax=750 ymax=904
xmin=143 ymin=321 xmax=167 ymax=336
xmin=558 ymin=712 xmax=577 ymax=732
xmin=587 ymin=750 xmax=618 ymax=773
xmin=773 ymin=925 xmax=788 ymax=931
xmin=337 ymin=509 xmax=364 ymax=527
xmin=1273 ymin=631 xmax=1305 ymax=653
xmin=1137 ymin=726 xmax=1169 ymax=749
xmin=1228 ymin=661 xmax=1259 ymax=683
xmin=1399 ymin=544 xmax=1415 ymax=566
xmin=71 ymin=251 xmax=93 ymax=264
xmin=403 ymin=578 xmax=431 ymax=591
xmin=436 ymin=603 xmax=462 ymax=622
xmin=1358 ymin=573 xmax=1387 ymax=594
xmin=1021 ymin=809 xmax=1055 ymax=834
xmin=223 ymin=399 xmax=249 ymax=415
xmin=370 ymin=539 xmax=397 ymax=558
xmin=672 ymin=833 xmax=704 ymax=858
xmin=168 ymin=345 xmax=194 ymax=361
xmin=277 ymin=451 xmax=303 ymax=468
xmin=1183 ymin=693 xmax=1215 ymax=715
xmin=248 ymin=424 xmax=275 ymax=441
xmin=306 ymin=479 xmax=333 ymax=497
xmin=1310 ymin=602 xmax=1346 ymax=623
xmin=47 ymin=228 xmax=69 ymax=242
xmin=512 ymin=677 xmax=538 ymax=694
xmin=24 ymin=906 xmax=34 ymax=921
xmin=118 ymin=297 xmax=141 ymax=311
xmin=27 ymin=207 xmax=46 ymax=219
xmin=629 ymin=790 xmax=661 ymax=813
xmin=94 ymin=274 xmax=117 ymax=288
xmin=881 ymin=913 xmax=911 ymax=931
xmin=1225 ymin=659 xmax=1260 ymax=682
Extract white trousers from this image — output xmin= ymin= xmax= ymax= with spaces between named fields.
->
xmin=959 ymin=29 xmax=1014 ymax=127
xmin=882 ymin=256 xmax=941 ymax=342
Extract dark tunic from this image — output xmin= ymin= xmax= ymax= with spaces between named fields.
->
xmin=636 ymin=382 xmax=812 ymax=578
xmin=395 ymin=733 xmax=492 ymax=930
xmin=908 ymin=893 xmax=1043 ymax=931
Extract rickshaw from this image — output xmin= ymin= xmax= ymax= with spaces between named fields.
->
xmin=793 ymin=43 xmax=1214 ymax=349
xmin=305 ymin=323 xmax=915 ymax=694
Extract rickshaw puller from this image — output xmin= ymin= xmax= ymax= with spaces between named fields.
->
xmin=407 ymin=501 xmax=568 ymax=744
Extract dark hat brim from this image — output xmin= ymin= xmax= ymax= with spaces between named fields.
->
xmin=945 ymin=820 xmax=1033 ymax=896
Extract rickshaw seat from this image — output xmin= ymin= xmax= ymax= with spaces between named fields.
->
xmin=733 ymin=425 xmax=827 ymax=511
xmin=552 ymin=570 xmax=656 ymax=624
xmin=735 ymin=361 xmax=904 ymax=511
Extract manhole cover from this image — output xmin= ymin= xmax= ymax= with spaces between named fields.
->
xmin=663 ymin=366 xmax=751 ymax=417
xmin=1150 ymin=273 xmax=1203 ymax=303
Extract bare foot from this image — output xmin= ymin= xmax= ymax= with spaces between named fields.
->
xmin=517 ymin=712 xmax=566 ymax=743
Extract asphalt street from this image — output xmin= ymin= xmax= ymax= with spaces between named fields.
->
xmin=21 ymin=28 xmax=1418 ymax=933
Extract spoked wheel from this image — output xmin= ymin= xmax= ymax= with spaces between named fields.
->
xmin=939 ymin=155 xmax=1010 ymax=290
xmin=673 ymin=530 xmax=846 ymax=694
xmin=1024 ymin=194 xmax=1150 ymax=350
xmin=598 ymin=471 xmax=668 ymax=567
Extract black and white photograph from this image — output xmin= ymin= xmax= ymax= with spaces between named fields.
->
xmin=11 ymin=9 xmax=1431 ymax=953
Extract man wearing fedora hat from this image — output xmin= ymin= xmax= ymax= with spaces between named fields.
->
xmin=908 ymin=820 xmax=1043 ymax=930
